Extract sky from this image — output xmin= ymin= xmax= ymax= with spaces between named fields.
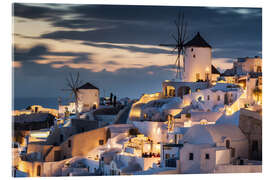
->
xmin=12 ymin=3 xmax=262 ymax=99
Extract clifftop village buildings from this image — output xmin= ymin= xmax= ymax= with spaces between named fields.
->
xmin=12 ymin=32 xmax=262 ymax=177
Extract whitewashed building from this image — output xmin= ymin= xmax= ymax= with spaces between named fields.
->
xmin=179 ymin=124 xmax=248 ymax=173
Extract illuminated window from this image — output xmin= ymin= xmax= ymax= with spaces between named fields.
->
xmin=196 ymin=73 xmax=200 ymax=81
xmin=99 ymin=140 xmax=104 ymax=145
xmin=200 ymin=119 xmax=208 ymax=125
xmin=37 ymin=165 xmax=41 ymax=176
xmin=144 ymin=114 xmax=147 ymax=119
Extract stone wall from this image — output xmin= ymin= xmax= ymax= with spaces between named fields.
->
xmin=214 ymin=164 xmax=262 ymax=173
xmin=239 ymin=109 xmax=262 ymax=160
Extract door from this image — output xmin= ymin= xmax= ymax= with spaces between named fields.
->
xmin=54 ymin=150 xmax=62 ymax=161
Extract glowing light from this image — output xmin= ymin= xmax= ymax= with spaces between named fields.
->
xmin=30 ymin=131 xmax=50 ymax=138
xmin=157 ymin=128 xmax=161 ymax=135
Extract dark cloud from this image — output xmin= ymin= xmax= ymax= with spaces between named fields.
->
xmin=13 ymin=44 xmax=94 ymax=64
xmin=13 ymin=44 xmax=48 ymax=61
xmin=83 ymin=42 xmax=172 ymax=54
xmin=104 ymin=60 xmax=119 ymax=65
xmin=13 ymin=3 xmax=66 ymax=21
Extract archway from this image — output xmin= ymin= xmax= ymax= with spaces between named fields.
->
xmin=36 ymin=165 xmax=41 ymax=176
xmin=166 ymin=86 xmax=175 ymax=97
xmin=177 ymin=86 xmax=191 ymax=98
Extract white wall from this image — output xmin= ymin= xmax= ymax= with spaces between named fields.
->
xmin=117 ymin=154 xmax=159 ymax=171
xmin=132 ymin=121 xmax=167 ymax=143
xmin=200 ymin=148 xmax=230 ymax=173
xmin=184 ymin=47 xmax=212 ymax=82
xmin=180 ymin=143 xmax=211 ymax=173
xmin=78 ymin=89 xmax=99 ymax=112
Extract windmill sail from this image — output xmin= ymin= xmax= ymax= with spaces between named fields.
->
xmin=160 ymin=12 xmax=189 ymax=81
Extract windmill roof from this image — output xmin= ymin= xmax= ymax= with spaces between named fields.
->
xmin=211 ymin=65 xmax=221 ymax=74
xmin=78 ymin=82 xmax=99 ymax=90
xmin=184 ymin=32 xmax=211 ymax=48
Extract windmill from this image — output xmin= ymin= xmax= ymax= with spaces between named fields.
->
xmin=160 ymin=12 xmax=189 ymax=81
xmin=62 ymin=72 xmax=83 ymax=119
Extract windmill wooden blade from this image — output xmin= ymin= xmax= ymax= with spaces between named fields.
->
xmin=159 ymin=44 xmax=177 ymax=47
xmin=159 ymin=12 xmax=189 ymax=80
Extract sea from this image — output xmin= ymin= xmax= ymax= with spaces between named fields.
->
xmin=13 ymin=97 xmax=67 ymax=110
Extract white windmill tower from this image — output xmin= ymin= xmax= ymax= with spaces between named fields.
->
xmin=184 ymin=32 xmax=212 ymax=82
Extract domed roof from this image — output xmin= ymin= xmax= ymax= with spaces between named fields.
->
xmin=184 ymin=32 xmax=211 ymax=48
xmin=181 ymin=124 xmax=247 ymax=145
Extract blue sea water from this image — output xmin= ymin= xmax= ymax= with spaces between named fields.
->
xmin=13 ymin=97 xmax=60 ymax=110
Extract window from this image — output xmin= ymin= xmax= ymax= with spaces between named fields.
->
xmin=205 ymin=72 xmax=210 ymax=81
xmin=226 ymin=140 xmax=230 ymax=149
xmin=193 ymin=54 xmax=196 ymax=58
xmin=37 ymin=165 xmax=41 ymax=176
xmin=99 ymin=139 xmax=104 ymax=145
xmin=207 ymin=95 xmax=210 ymax=100
xmin=196 ymin=73 xmax=200 ymax=81
xmin=231 ymin=148 xmax=235 ymax=158
xmin=205 ymin=153 xmax=210 ymax=159
xmin=60 ymin=134 xmax=64 ymax=143
xmin=144 ymin=114 xmax=147 ymax=119
xmin=217 ymin=95 xmax=220 ymax=101
xmin=191 ymin=48 xmax=194 ymax=52
xmin=165 ymin=154 xmax=170 ymax=159
xmin=257 ymin=66 xmax=262 ymax=73
xmin=252 ymin=140 xmax=258 ymax=152
xmin=68 ymin=140 xmax=71 ymax=148
xmin=189 ymin=153 xmax=194 ymax=160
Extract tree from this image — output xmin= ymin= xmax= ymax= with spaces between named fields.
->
xmin=110 ymin=93 xmax=113 ymax=105
xmin=113 ymin=95 xmax=117 ymax=107
xmin=63 ymin=72 xmax=83 ymax=119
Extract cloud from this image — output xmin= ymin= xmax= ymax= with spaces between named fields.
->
xmin=104 ymin=60 xmax=120 ymax=65
xmin=13 ymin=44 xmax=48 ymax=61
xmin=13 ymin=3 xmax=67 ymax=21
xmin=13 ymin=44 xmax=94 ymax=64
xmin=83 ymin=42 xmax=172 ymax=54
xmin=207 ymin=7 xmax=261 ymax=16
